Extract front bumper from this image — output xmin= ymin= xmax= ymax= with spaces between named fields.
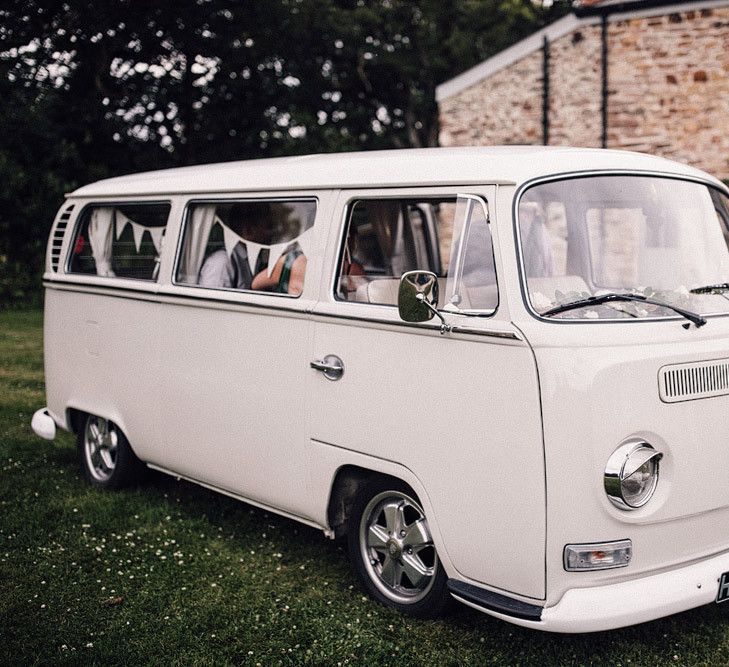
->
xmin=450 ymin=548 xmax=729 ymax=633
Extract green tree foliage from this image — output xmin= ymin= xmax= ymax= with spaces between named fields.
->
xmin=0 ymin=0 xmax=569 ymax=305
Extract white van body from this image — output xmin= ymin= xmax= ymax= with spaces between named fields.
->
xmin=34 ymin=146 xmax=729 ymax=632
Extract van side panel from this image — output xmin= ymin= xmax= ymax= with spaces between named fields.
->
xmin=309 ymin=318 xmax=546 ymax=600
xmin=146 ymin=298 xmax=317 ymax=520
xmin=44 ymin=287 xmax=165 ymax=453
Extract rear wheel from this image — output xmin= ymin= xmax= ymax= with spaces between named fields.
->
xmin=78 ymin=414 xmax=143 ymax=489
xmin=347 ymin=477 xmax=450 ymax=618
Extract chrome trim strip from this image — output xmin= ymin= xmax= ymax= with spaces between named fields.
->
xmin=512 ymin=170 xmax=729 ymax=326
xmin=43 ymin=278 xmax=521 ymax=340
xmin=146 ymin=463 xmax=327 ymax=532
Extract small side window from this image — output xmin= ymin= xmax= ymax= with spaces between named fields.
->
xmin=445 ymin=195 xmax=498 ymax=312
xmin=175 ymin=199 xmax=316 ymax=297
xmin=68 ymin=203 xmax=171 ymax=281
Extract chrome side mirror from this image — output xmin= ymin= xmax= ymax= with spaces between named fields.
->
xmin=398 ymin=270 xmax=451 ymax=333
xmin=398 ymin=270 xmax=439 ymax=322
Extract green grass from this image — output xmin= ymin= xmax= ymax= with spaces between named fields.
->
xmin=2 ymin=310 xmax=729 ymax=665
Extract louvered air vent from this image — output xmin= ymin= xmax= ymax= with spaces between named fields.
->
xmin=659 ymin=359 xmax=729 ymax=403
xmin=50 ymin=204 xmax=74 ymax=272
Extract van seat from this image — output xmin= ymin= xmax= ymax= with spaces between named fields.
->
xmin=354 ymin=277 xmax=449 ymax=307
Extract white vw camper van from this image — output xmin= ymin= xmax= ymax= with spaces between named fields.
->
xmin=32 ymin=147 xmax=729 ymax=632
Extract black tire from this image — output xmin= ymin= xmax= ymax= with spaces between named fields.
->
xmin=347 ymin=476 xmax=450 ymax=618
xmin=77 ymin=413 xmax=144 ymax=490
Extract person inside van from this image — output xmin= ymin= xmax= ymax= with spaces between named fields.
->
xmin=340 ymin=223 xmax=366 ymax=296
xmin=251 ymin=243 xmax=307 ymax=295
xmin=198 ymin=204 xmax=266 ymax=289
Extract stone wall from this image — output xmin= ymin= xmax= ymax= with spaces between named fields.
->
xmin=607 ymin=7 xmax=729 ymax=178
xmin=438 ymin=49 xmax=543 ymax=147
xmin=548 ymin=25 xmax=602 ymax=147
xmin=438 ymin=6 xmax=729 ymax=180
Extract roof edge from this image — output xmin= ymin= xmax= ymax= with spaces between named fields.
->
xmin=574 ymin=0 xmax=723 ymax=17
xmin=436 ymin=14 xmax=591 ymax=103
xmin=436 ymin=0 xmax=729 ymax=102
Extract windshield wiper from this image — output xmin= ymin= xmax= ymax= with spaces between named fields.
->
xmin=689 ymin=282 xmax=729 ymax=295
xmin=541 ymin=293 xmax=707 ymax=328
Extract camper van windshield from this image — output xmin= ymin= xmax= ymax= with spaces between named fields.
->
xmin=518 ymin=175 xmax=729 ymax=321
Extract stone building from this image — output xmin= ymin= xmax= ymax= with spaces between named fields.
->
xmin=437 ymin=0 xmax=729 ymax=180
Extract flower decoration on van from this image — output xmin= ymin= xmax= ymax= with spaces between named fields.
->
xmin=534 ymin=285 xmax=694 ymax=320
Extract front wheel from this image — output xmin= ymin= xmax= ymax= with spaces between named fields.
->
xmin=78 ymin=414 xmax=143 ymax=489
xmin=347 ymin=478 xmax=450 ymax=618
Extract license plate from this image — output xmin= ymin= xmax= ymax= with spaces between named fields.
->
xmin=717 ymin=571 xmax=729 ymax=603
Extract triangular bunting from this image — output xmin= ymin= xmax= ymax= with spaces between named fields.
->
xmin=148 ymin=226 xmax=164 ymax=254
xmin=115 ymin=211 xmax=132 ymax=240
xmin=246 ymin=241 xmax=263 ymax=277
xmin=267 ymin=242 xmax=288 ymax=276
xmin=296 ymin=226 xmax=313 ymax=260
xmin=222 ymin=224 xmax=240 ymax=257
xmin=131 ymin=221 xmax=146 ymax=252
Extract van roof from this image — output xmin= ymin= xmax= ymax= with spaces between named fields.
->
xmin=69 ymin=146 xmax=720 ymax=198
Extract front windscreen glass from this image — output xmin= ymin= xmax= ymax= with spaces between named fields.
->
xmin=518 ymin=175 xmax=729 ymax=321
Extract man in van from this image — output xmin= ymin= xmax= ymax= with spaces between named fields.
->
xmin=198 ymin=203 xmax=268 ymax=289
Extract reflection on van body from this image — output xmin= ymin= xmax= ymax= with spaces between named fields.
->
xmin=32 ymin=147 xmax=729 ymax=632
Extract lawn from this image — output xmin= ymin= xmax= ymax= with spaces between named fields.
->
xmin=2 ymin=309 xmax=729 ymax=666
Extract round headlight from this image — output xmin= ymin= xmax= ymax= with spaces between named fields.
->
xmin=604 ymin=440 xmax=663 ymax=510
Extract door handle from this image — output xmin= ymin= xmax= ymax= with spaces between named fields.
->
xmin=310 ymin=354 xmax=344 ymax=381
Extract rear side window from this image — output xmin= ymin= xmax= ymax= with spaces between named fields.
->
xmin=175 ymin=199 xmax=316 ymax=297
xmin=68 ymin=203 xmax=171 ymax=281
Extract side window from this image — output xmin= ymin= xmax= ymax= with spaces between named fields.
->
xmin=445 ymin=195 xmax=498 ymax=312
xmin=336 ymin=198 xmax=453 ymax=306
xmin=68 ymin=203 xmax=171 ymax=280
xmin=175 ymin=199 xmax=316 ymax=297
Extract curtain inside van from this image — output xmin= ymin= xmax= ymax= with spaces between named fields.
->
xmin=88 ymin=208 xmax=116 ymax=277
xmin=178 ymin=205 xmax=217 ymax=283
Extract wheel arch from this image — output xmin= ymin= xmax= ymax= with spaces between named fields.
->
xmin=326 ymin=465 xmax=422 ymax=539
xmin=65 ymin=406 xmax=142 ymax=459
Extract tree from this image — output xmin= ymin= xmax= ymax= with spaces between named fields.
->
xmin=0 ymin=0 xmax=570 ymax=305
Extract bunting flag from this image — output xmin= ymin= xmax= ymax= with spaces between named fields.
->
xmin=222 ymin=223 xmax=240 ymax=257
xmin=148 ymin=226 xmax=164 ymax=254
xmin=296 ymin=226 xmax=314 ymax=261
xmin=114 ymin=211 xmax=133 ymax=239
xmin=215 ymin=219 xmax=315 ymax=278
xmin=131 ymin=221 xmax=146 ymax=252
xmin=266 ymin=242 xmax=289 ymax=276
xmin=245 ymin=241 xmax=264 ymax=277
xmin=113 ymin=210 xmax=166 ymax=254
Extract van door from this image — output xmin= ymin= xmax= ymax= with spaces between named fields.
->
xmin=308 ymin=188 xmax=546 ymax=600
xmin=149 ymin=194 xmax=330 ymax=522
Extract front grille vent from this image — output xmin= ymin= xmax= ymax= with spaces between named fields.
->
xmin=659 ymin=359 xmax=729 ymax=403
xmin=50 ymin=204 xmax=74 ymax=272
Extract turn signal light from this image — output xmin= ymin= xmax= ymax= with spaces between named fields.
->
xmin=563 ymin=540 xmax=632 ymax=571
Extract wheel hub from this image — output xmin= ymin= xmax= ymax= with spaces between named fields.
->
xmin=386 ymin=538 xmax=402 ymax=560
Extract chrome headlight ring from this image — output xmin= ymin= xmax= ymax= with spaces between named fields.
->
xmin=604 ymin=440 xmax=663 ymax=510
